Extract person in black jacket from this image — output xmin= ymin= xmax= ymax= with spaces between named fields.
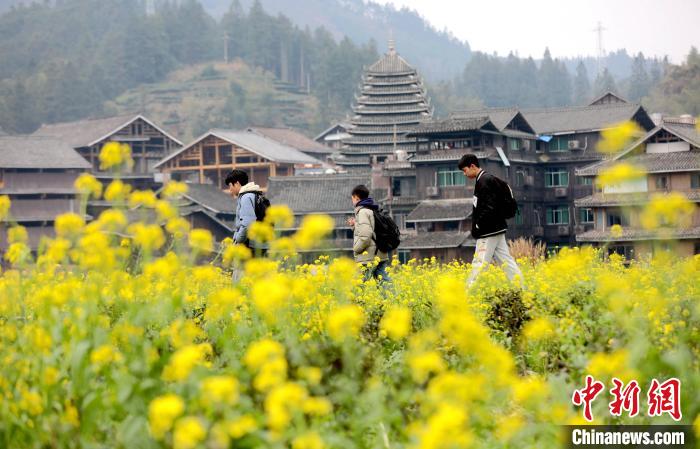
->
xmin=458 ymin=154 xmax=522 ymax=287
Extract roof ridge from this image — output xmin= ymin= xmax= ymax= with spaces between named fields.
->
xmin=38 ymin=113 xmax=139 ymax=129
xmin=523 ymin=102 xmax=641 ymax=114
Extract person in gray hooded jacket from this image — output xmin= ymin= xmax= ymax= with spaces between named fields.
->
xmin=225 ymin=169 xmax=263 ymax=248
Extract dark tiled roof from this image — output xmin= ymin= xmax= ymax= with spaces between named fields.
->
xmin=577 ymin=151 xmax=700 ymax=176
xmin=401 ymin=231 xmax=475 ymax=249
xmin=156 ymin=129 xmax=322 ymax=168
xmin=266 ymin=174 xmax=370 ymax=214
xmin=501 ymin=129 xmax=537 ymax=139
xmin=407 ymin=198 xmax=473 ymax=222
xmin=449 ymin=108 xmax=519 ymax=131
xmin=354 ymin=104 xmax=430 ymax=115
xmin=182 ymin=183 xmax=236 ymax=214
xmin=406 ymin=117 xmax=497 ymax=136
xmin=577 ymin=227 xmax=700 ymax=242
xmin=33 ymin=114 xmax=182 ymax=148
xmin=0 ymin=136 xmax=91 ymax=169
xmin=249 ymin=127 xmax=330 ymax=154
xmin=386 ymin=196 xmax=418 ymax=206
xmin=366 ymin=50 xmax=416 ymax=74
xmin=332 ymin=154 xmax=370 ymax=166
xmin=411 ymin=149 xmax=492 ymax=163
xmin=190 ymin=209 xmax=236 ymax=233
xmin=576 ymin=191 xmax=700 ymax=207
xmin=350 ymin=115 xmax=426 ymax=126
xmin=664 ymin=122 xmax=700 ymax=147
xmin=523 ymin=103 xmax=652 ymax=135
xmin=588 ymin=91 xmax=628 ymax=106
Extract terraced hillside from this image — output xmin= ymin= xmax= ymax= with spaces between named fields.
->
xmin=106 ymin=60 xmax=322 ymax=142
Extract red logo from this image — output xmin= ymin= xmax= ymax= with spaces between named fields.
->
xmin=572 ymin=375 xmax=605 ymax=421
xmin=647 ymin=378 xmax=682 ymax=421
xmin=572 ymin=376 xmax=682 ymax=421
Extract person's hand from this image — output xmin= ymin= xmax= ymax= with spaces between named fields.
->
xmin=346 ymin=217 xmax=355 ymax=227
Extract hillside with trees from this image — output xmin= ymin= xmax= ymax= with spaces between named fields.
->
xmin=0 ymin=0 xmax=694 ymax=137
xmin=645 ymin=47 xmax=700 ymax=116
xmin=106 ymin=61 xmax=322 ymax=142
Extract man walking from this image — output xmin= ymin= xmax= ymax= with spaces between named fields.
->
xmin=225 ymin=169 xmax=264 ymax=281
xmin=458 ymin=154 xmax=522 ymax=287
xmin=347 ymin=184 xmax=390 ymax=283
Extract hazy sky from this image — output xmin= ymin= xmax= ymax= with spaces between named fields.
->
xmin=373 ymin=0 xmax=700 ymax=63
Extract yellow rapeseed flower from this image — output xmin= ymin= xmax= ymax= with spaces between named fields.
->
xmin=148 ymin=394 xmax=185 ymax=439
xmin=327 ymin=304 xmax=365 ymax=342
xmin=128 ymin=190 xmax=158 ymax=209
xmin=162 ymin=181 xmax=189 ymax=199
xmin=0 ymin=195 xmax=10 ymax=221
xmin=201 ymin=375 xmax=239 ymax=407
xmin=99 ymin=141 xmax=133 ymax=171
xmin=595 ymin=163 xmax=646 ymax=188
xmin=162 ymin=343 xmax=212 ymax=382
xmin=104 ymin=179 xmax=132 ymax=202
xmin=244 ymin=339 xmax=286 ymax=371
xmin=7 ymin=225 xmax=28 ymax=244
xmin=292 ymin=431 xmax=325 ymax=449
xmin=522 ymin=317 xmax=555 ymax=341
xmin=407 ymin=351 xmax=446 ymax=383
xmin=610 ymin=224 xmax=624 ymax=238
xmin=166 ymin=217 xmax=191 ymax=238
xmin=226 ymin=415 xmax=257 ymax=439
xmin=380 ymin=306 xmax=412 ymax=340
xmin=90 ymin=344 xmax=123 ymax=368
xmin=188 ymin=229 xmax=214 ymax=254
xmin=264 ymin=204 xmax=294 ymax=228
xmin=248 ymin=221 xmax=275 ymax=243
xmin=640 ymin=192 xmax=695 ymax=230
xmin=128 ymin=223 xmax=165 ymax=252
xmin=293 ymin=214 xmax=334 ymax=250
xmin=597 ymin=121 xmax=643 ymax=153
xmin=74 ymin=173 xmax=103 ymax=199
xmin=55 ymin=213 xmax=85 ymax=238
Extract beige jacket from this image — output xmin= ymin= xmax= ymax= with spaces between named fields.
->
xmin=352 ymin=206 xmax=388 ymax=263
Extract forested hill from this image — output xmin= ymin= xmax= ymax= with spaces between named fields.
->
xmin=213 ymin=0 xmax=471 ymax=81
xmin=0 ymin=0 xmax=379 ymax=134
xmin=0 ymin=0 xmax=695 ymax=138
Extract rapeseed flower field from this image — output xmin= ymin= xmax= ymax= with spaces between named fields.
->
xmin=0 ymin=130 xmax=698 ymax=449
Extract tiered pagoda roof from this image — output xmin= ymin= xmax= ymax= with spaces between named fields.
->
xmin=339 ymin=41 xmax=432 ymax=160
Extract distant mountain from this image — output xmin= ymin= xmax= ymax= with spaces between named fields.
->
xmin=204 ymin=0 xmax=472 ymax=81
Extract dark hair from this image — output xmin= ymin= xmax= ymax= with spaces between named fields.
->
xmin=351 ymin=184 xmax=370 ymax=200
xmin=457 ymin=154 xmax=480 ymax=170
xmin=224 ymin=169 xmax=248 ymax=187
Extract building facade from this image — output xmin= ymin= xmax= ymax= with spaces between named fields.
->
xmin=0 ymin=136 xmax=91 ymax=252
xmin=154 ymin=129 xmax=324 ymax=190
xmin=33 ymin=114 xmax=183 ymax=190
xmin=575 ymin=117 xmax=700 ymax=258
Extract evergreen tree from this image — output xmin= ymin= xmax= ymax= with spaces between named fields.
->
xmin=573 ymin=61 xmax=591 ymax=105
xmin=627 ymin=52 xmax=650 ymax=102
xmin=593 ymin=68 xmax=617 ymax=96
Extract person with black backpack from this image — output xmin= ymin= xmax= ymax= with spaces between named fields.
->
xmin=225 ymin=169 xmax=269 ymax=254
xmin=457 ymin=154 xmax=522 ymax=287
xmin=347 ymin=184 xmax=397 ymax=283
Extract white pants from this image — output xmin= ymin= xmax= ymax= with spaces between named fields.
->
xmin=467 ymin=232 xmax=523 ymax=287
